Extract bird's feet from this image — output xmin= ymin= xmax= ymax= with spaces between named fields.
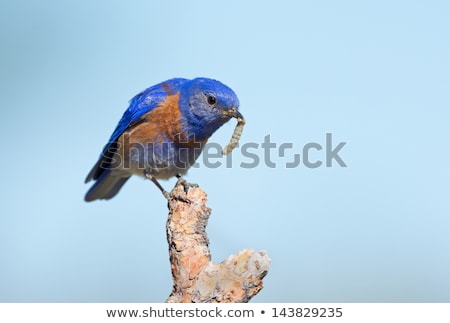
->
xmin=145 ymin=171 xmax=193 ymax=203
xmin=164 ymin=190 xmax=191 ymax=203
xmin=169 ymin=174 xmax=194 ymax=203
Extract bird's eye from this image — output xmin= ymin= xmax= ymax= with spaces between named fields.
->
xmin=207 ymin=95 xmax=217 ymax=106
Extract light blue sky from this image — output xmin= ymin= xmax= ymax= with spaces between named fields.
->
xmin=1 ymin=0 xmax=449 ymax=302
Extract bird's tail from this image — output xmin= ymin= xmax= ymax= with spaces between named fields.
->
xmin=84 ymin=170 xmax=130 ymax=202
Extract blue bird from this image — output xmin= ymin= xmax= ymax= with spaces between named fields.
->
xmin=85 ymin=77 xmax=243 ymax=202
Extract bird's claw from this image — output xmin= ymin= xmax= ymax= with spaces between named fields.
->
xmin=164 ymin=190 xmax=192 ymax=204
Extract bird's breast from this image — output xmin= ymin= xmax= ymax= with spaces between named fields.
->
xmin=113 ymin=95 xmax=208 ymax=178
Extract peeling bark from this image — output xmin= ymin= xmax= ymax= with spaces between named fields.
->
xmin=165 ymin=180 xmax=271 ymax=303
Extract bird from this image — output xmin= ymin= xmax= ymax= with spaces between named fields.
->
xmin=84 ymin=77 xmax=243 ymax=202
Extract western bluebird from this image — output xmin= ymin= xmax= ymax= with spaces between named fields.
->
xmin=84 ymin=77 xmax=244 ymax=202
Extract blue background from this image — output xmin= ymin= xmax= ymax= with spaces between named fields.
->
xmin=1 ymin=0 xmax=449 ymax=302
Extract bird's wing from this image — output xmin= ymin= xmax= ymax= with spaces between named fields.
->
xmin=85 ymin=78 xmax=188 ymax=182
xmin=107 ymin=79 xmax=185 ymax=147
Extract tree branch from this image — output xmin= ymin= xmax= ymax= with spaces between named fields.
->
xmin=165 ymin=180 xmax=271 ymax=303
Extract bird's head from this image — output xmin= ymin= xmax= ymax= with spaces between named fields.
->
xmin=180 ymin=78 xmax=242 ymax=139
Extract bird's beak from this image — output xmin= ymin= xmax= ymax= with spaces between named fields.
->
xmin=223 ymin=107 xmax=244 ymax=121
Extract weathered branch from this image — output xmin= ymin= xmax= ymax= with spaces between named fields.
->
xmin=165 ymin=180 xmax=271 ymax=303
